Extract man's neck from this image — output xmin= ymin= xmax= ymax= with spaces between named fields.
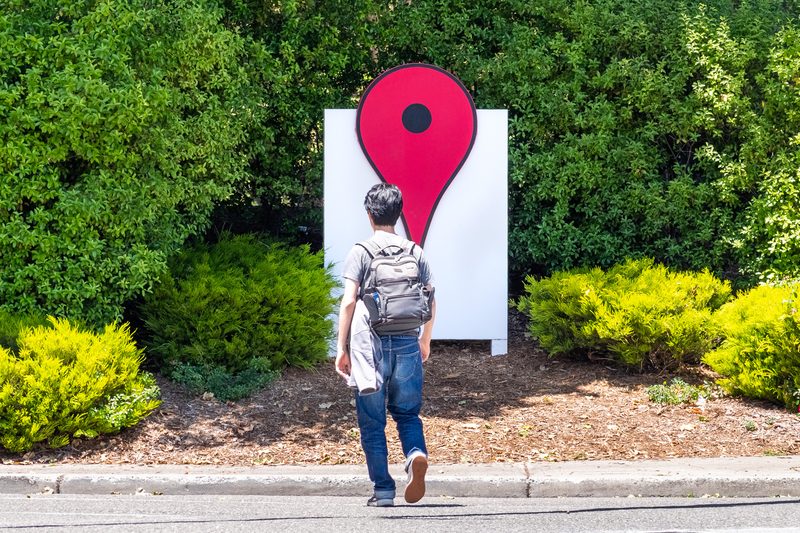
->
xmin=373 ymin=225 xmax=396 ymax=234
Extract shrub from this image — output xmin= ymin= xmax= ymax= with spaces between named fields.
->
xmin=140 ymin=234 xmax=337 ymax=401
xmin=0 ymin=0 xmax=253 ymax=325
xmin=517 ymin=258 xmax=731 ymax=370
xmin=0 ymin=318 xmax=160 ymax=452
xmin=704 ymin=284 xmax=800 ymax=410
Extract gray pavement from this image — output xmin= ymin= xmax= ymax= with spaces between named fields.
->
xmin=1 ymin=455 xmax=798 ymax=498
xmin=3 ymin=495 xmax=800 ymax=532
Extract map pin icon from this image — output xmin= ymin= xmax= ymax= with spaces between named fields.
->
xmin=356 ymin=64 xmax=477 ymax=246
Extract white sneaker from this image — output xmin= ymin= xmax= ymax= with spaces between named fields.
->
xmin=403 ymin=451 xmax=428 ymax=504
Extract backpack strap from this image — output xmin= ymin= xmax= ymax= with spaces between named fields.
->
xmin=355 ymin=240 xmax=382 ymax=292
xmin=356 ymin=241 xmax=378 ymax=259
xmin=357 ymin=239 xmax=411 ymax=258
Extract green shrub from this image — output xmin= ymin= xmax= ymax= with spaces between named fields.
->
xmin=517 ymin=258 xmax=731 ymax=370
xmin=140 ymin=233 xmax=337 ymax=401
xmin=704 ymin=284 xmax=800 ymax=410
xmin=0 ymin=318 xmax=160 ymax=452
xmin=0 ymin=0 xmax=253 ymax=325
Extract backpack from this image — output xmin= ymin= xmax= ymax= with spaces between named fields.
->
xmin=357 ymin=239 xmax=434 ymax=334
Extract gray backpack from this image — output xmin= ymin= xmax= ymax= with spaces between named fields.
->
xmin=357 ymin=240 xmax=434 ymax=334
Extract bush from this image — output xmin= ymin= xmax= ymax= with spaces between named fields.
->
xmin=0 ymin=318 xmax=160 ymax=452
xmin=517 ymin=258 xmax=731 ymax=370
xmin=140 ymin=234 xmax=337 ymax=401
xmin=704 ymin=284 xmax=800 ymax=410
xmin=0 ymin=0 xmax=253 ymax=325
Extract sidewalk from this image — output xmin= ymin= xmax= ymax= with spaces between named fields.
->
xmin=1 ymin=456 xmax=798 ymax=498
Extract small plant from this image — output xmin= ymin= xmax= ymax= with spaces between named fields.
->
xmin=646 ymin=378 xmax=714 ymax=405
xmin=743 ymin=420 xmax=758 ymax=432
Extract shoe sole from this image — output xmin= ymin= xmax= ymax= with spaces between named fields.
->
xmin=404 ymin=455 xmax=428 ymax=504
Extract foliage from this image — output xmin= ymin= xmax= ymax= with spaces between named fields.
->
xmin=0 ymin=318 xmax=160 ymax=452
xmin=0 ymin=310 xmax=48 ymax=353
xmin=646 ymin=378 xmax=717 ymax=405
xmin=211 ymin=0 xmax=382 ymax=240
xmin=169 ymin=361 xmax=277 ymax=403
xmin=140 ymin=233 xmax=337 ymax=401
xmin=704 ymin=284 xmax=800 ymax=410
xmin=517 ymin=258 xmax=731 ymax=370
xmin=0 ymin=0 xmax=252 ymax=324
xmin=720 ymin=26 xmax=800 ymax=282
xmin=374 ymin=0 xmax=800 ymax=282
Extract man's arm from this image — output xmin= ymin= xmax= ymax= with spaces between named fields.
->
xmin=419 ymin=286 xmax=436 ymax=362
xmin=335 ymin=278 xmax=359 ymax=379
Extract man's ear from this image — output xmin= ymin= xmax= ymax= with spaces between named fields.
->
xmin=366 ymin=212 xmax=376 ymax=229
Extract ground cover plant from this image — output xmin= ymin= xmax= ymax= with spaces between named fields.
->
xmin=0 ymin=317 xmax=160 ymax=452
xmin=140 ymin=234 xmax=337 ymax=401
xmin=646 ymin=378 xmax=719 ymax=406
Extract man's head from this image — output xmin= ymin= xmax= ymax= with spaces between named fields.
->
xmin=364 ymin=183 xmax=403 ymax=227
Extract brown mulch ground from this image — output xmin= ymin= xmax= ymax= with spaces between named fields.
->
xmin=2 ymin=313 xmax=798 ymax=466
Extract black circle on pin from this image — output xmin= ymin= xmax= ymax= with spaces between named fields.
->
xmin=402 ymin=103 xmax=432 ymax=133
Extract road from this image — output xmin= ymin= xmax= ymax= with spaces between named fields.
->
xmin=1 ymin=495 xmax=799 ymax=532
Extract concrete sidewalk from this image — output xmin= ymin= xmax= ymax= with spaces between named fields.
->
xmin=1 ymin=456 xmax=798 ymax=498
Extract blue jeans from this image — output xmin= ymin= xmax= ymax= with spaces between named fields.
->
xmin=355 ymin=334 xmax=427 ymax=499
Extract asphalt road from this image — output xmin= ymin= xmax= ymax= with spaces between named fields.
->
xmin=1 ymin=495 xmax=800 ymax=532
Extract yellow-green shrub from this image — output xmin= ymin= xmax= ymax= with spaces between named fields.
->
xmin=704 ymin=285 xmax=800 ymax=410
xmin=517 ymin=258 xmax=731 ymax=370
xmin=0 ymin=318 xmax=160 ymax=452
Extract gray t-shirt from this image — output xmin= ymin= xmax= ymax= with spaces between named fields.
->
xmin=342 ymin=230 xmax=434 ymax=335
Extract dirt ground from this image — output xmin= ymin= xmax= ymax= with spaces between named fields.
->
xmin=2 ymin=313 xmax=798 ymax=466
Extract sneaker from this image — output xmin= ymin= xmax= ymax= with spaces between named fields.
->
xmin=403 ymin=451 xmax=428 ymax=504
xmin=367 ymin=496 xmax=394 ymax=507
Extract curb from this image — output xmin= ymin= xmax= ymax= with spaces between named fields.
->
xmin=1 ymin=456 xmax=798 ymax=498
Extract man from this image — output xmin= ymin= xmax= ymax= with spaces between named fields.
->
xmin=335 ymin=183 xmax=436 ymax=507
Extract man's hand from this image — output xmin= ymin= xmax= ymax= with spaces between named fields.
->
xmin=420 ymin=338 xmax=431 ymax=363
xmin=335 ymin=348 xmax=351 ymax=379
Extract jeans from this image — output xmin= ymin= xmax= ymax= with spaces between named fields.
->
xmin=355 ymin=334 xmax=427 ymax=499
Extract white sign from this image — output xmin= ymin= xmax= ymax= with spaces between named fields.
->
xmin=324 ymin=109 xmax=508 ymax=355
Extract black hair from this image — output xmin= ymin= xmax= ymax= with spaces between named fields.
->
xmin=364 ymin=183 xmax=403 ymax=226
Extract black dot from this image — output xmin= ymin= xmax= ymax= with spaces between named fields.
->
xmin=402 ymin=103 xmax=432 ymax=133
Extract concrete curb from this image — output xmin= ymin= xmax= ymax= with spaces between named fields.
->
xmin=1 ymin=456 xmax=798 ymax=498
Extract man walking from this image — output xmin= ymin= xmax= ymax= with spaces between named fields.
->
xmin=335 ymin=183 xmax=436 ymax=507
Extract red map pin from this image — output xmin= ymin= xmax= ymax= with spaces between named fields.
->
xmin=356 ymin=63 xmax=477 ymax=246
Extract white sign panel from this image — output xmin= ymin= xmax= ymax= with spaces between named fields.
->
xmin=324 ymin=109 xmax=508 ymax=354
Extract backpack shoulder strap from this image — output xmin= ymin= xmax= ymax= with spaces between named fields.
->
xmin=356 ymin=240 xmax=381 ymax=259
